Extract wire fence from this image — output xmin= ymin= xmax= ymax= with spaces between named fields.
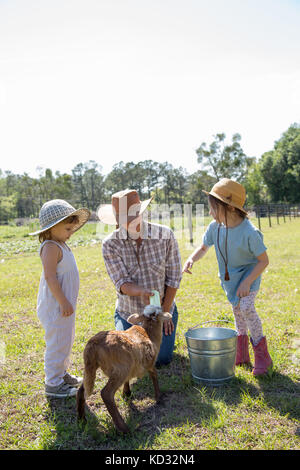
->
xmin=250 ymin=203 xmax=300 ymax=231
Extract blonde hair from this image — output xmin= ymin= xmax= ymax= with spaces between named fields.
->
xmin=38 ymin=215 xmax=79 ymax=243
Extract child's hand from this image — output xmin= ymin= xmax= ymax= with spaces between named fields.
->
xmin=182 ymin=258 xmax=194 ymax=274
xmin=237 ymin=279 xmax=251 ymax=298
xmin=60 ymin=299 xmax=74 ymax=317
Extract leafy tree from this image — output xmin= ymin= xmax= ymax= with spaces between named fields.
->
xmin=53 ymin=172 xmax=73 ymax=202
xmin=82 ymin=161 xmax=104 ymax=210
xmin=186 ymin=170 xmax=216 ymax=206
xmin=104 ymin=161 xmax=146 ymax=199
xmin=139 ymin=160 xmax=161 ymax=198
xmin=260 ymin=123 xmax=300 ymax=203
xmin=71 ymin=161 xmax=105 ymax=209
xmin=72 ymin=163 xmax=88 ymax=207
xmin=196 ymin=133 xmax=254 ymax=181
xmin=4 ymin=171 xmax=19 ymax=197
xmin=0 ymin=194 xmax=17 ymax=222
xmin=242 ymin=160 xmax=270 ymax=206
xmin=162 ymin=164 xmax=188 ymax=205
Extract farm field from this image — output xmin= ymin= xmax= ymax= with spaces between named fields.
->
xmin=0 ymin=217 xmax=299 ymax=450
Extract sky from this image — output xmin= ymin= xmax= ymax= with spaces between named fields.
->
xmin=0 ymin=0 xmax=299 ymax=178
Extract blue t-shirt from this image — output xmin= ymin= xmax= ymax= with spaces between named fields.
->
xmin=202 ymin=218 xmax=267 ymax=306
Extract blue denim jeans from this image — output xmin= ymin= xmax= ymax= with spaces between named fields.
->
xmin=114 ymin=304 xmax=178 ymax=366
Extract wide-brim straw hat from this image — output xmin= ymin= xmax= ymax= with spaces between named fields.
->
xmin=29 ymin=199 xmax=91 ymax=236
xmin=97 ymin=189 xmax=153 ymax=225
xmin=202 ymin=178 xmax=248 ymax=215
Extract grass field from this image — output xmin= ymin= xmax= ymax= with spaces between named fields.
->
xmin=0 ymin=216 xmax=299 ymax=450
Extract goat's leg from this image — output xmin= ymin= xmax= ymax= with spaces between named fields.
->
xmin=148 ymin=368 xmax=161 ymax=402
xmin=122 ymin=381 xmax=131 ymax=398
xmin=101 ymin=376 xmax=130 ymax=433
xmin=77 ymin=383 xmax=86 ymax=421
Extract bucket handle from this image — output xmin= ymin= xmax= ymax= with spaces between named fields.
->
xmin=187 ymin=320 xmax=235 ymax=331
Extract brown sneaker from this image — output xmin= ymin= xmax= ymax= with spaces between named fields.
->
xmin=63 ymin=372 xmax=83 ymax=387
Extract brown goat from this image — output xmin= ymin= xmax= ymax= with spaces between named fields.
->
xmin=77 ymin=310 xmax=172 ymax=433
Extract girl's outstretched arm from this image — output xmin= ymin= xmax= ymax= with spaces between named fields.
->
xmin=182 ymin=244 xmax=209 ymax=274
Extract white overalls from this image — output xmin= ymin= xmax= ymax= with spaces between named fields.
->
xmin=37 ymin=240 xmax=80 ymax=387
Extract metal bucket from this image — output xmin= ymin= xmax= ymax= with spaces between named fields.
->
xmin=185 ymin=321 xmax=237 ymax=386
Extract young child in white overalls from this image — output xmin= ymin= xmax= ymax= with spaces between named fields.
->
xmin=30 ymin=199 xmax=90 ymax=397
xmin=182 ymin=179 xmax=273 ymax=376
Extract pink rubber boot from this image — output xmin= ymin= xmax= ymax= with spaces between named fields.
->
xmin=251 ymin=336 xmax=273 ymax=376
xmin=235 ymin=334 xmax=251 ymax=367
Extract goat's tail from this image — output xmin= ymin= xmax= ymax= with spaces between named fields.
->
xmin=82 ymin=342 xmax=98 ymax=398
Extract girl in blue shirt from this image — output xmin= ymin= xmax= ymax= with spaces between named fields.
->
xmin=182 ymin=178 xmax=273 ymax=376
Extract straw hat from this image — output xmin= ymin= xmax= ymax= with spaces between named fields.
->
xmin=202 ymin=178 xmax=247 ymax=215
xmin=97 ymin=189 xmax=153 ymax=225
xmin=29 ymin=199 xmax=91 ymax=236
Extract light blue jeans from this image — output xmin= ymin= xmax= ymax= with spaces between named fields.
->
xmin=114 ymin=304 xmax=178 ymax=366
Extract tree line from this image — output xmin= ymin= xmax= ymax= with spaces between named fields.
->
xmin=0 ymin=123 xmax=299 ymax=223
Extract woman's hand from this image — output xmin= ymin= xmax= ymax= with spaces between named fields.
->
xmin=236 ymin=279 xmax=251 ymax=298
xmin=182 ymin=258 xmax=194 ymax=274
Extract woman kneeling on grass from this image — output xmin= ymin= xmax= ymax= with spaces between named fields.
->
xmin=30 ymin=199 xmax=90 ymax=398
xmin=182 ymin=178 xmax=273 ymax=377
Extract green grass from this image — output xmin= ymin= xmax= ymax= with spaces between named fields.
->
xmin=0 ymin=216 xmax=299 ymax=450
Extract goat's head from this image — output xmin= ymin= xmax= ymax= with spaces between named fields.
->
xmin=128 ymin=306 xmax=172 ymax=327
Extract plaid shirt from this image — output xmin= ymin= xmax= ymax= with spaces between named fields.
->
xmin=102 ymin=221 xmax=182 ymax=320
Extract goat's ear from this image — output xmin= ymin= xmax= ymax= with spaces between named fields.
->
xmin=127 ymin=314 xmax=142 ymax=325
xmin=162 ymin=312 xmax=172 ymax=320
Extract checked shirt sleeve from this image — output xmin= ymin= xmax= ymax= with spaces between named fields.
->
xmin=164 ymin=230 xmax=182 ymax=289
xmin=102 ymin=239 xmax=133 ymax=294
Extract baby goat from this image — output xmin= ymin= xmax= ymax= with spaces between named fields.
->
xmin=77 ymin=307 xmax=172 ymax=433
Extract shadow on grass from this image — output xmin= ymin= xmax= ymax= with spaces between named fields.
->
xmin=256 ymin=370 xmax=300 ymax=421
xmin=195 ymin=368 xmax=299 ymax=416
xmin=44 ymin=396 xmax=109 ymax=450
xmin=42 ymin=353 xmax=300 ymax=449
xmin=192 ymin=364 xmax=300 ymax=422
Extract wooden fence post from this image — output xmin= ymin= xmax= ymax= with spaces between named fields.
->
xmin=257 ymin=206 xmax=261 ymax=231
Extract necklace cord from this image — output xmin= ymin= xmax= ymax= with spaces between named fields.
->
xmin=217 ymin=209 xmax=230 ymax=281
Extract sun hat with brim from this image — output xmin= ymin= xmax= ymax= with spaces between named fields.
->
xmin=97 ymin=189 xmax=153 ymax=225
xmin=202 ymin=178 xmax=248 ymax=215
xmin=29 ymin=199 xmax=91 ymax=236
